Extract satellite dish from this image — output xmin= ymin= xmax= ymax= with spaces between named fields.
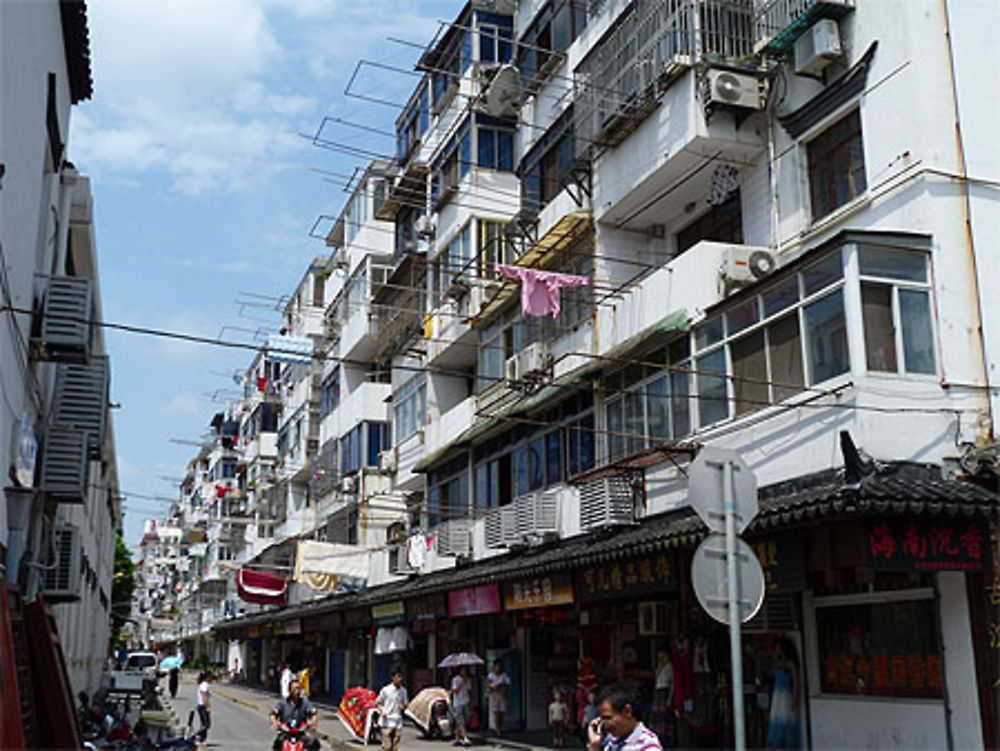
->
xmin=482 ymin=64 xmax=523 ymax=119
xmin=714 ymin=72 xmax=746 ymax=102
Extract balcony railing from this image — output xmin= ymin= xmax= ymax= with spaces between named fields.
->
xmin=753 ymin=0 xmax=854 ymax=53
xmin=575 ymin=0 xmax=755 ymax=150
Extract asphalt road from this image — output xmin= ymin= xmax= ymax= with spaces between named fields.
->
xmin=170 ymin=680 xmax=276 ymax=751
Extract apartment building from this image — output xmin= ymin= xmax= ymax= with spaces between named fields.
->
xmin=169 ymin=1 xmax=1000 ymax=747
xmin=0 ymin=1 xmax=122 ymax=743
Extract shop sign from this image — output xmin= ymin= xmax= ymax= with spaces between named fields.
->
xmin=516 ymin=608 xmax=572 ymax=627
xmin=868 ymin=518 xmax=986 ymax=571
xmin=751 ymin=534 xmax=805 ymax=593
xmin=503 ymin=573 xmax=574 ymax=611
xmin=372 ymin=601 xmax=405 ymax=626
xmin=409 ymin=594 xmax=446 ymax=619
xmin=275 ymin=619 xmax=301 ymax=635
xmin=345 ymin=609 xmax=370 ymax=628
xmin=449 ymin=583 xmax=501 ymax=617
xmin=576 ymin=552 xmax=675 ymax=602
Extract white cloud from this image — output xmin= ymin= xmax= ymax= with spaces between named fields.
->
xmin=161 ymin=393 xmax=203 ymax=417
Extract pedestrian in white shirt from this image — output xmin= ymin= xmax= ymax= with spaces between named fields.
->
xmin=486 ymin=659 xmax=510 ymax=736
xmin=376 ymin=669 xmax=409 ymax=751
xmin=196 ymin=671 xmax=213 ymax=745
xmin=451 ymin=665 xmax=472 ymax=746
xmin=280 ymin=663 xmax=294 ymax=700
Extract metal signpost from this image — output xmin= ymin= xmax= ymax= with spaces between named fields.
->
xmin=687 ymin=447 xmax=761 ymax=751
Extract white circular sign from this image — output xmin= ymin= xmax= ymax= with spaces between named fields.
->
xmin=691 ymin=533 xmax=766 ymax=625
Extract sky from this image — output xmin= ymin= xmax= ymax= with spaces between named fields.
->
xmin=71 ymin=0 xmax=457 ymax=549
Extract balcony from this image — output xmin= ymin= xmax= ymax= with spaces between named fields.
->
xmin=753 ymin=0 xmax=854 ymax=54
xmin=245 ymin=431 xmax=278 ymax=463
xmin=422 ymin=395 xmax=477 ymax=462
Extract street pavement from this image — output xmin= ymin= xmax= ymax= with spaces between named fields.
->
xmin=181 ymin=677 xmax=563 ymax=751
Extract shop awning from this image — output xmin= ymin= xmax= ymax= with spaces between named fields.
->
xmin=236 ymin=568 xmax=288 ymax=606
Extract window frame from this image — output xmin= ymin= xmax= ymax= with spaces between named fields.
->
xmin=806 ymin=108 xmax=868 ymax=221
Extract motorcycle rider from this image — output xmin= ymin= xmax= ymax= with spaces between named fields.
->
xmin=269 ymin=679 xmax=320 ymax=751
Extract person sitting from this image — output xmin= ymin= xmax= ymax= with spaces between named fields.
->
xmin=269 ymin=679 xmax=319 ymax=751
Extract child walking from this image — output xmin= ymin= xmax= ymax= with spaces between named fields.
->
xmin=549 ymin=689 xmax=569 ymax=748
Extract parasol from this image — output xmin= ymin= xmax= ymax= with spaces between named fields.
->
xmin=159 ymin=656 xmax=184 ymax=670
xmin=437 ymin=652 xmax=485 ymax=668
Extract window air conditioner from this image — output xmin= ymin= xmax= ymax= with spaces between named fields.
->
xmin=517 ymin=342 xmax=548 ymax=376
xmin=704 ymin=69 xmax=766 ymax=110
xmin=43 ymin=524 xmax=82 ymax=602
xmin=720 ymin=246 xmax=778 ymax=295
xmin=378 ymin=449 xmax=397 ymax=474
xmin=39 ymin=428 xmax=89 ymax=503
xmin=38 ymin=276 xmax=93 ymax=363
xmin=436 ymin=520 xmax=471 ymax=557
xmin=52 ymin=355 xmax=110 ymax=457
xmin=794 ymin=19 xmax=842 ymax=77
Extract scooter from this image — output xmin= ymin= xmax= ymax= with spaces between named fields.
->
xmin=276 ymin=719 xmax=308 ymax=751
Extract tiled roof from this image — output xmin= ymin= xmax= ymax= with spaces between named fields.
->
xmin=215 ymin=463 xmax=999 ymax=631
xmin=59 ymin=1 xmax=93 ymax=103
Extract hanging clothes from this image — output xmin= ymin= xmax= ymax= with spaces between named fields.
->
xmin=495 ymin=264 xmax=589 ymax=319
xmin=671 ymin=638 xmax=695 ymax=715
xmin=407 ymin=535 xmax=427 ymax=570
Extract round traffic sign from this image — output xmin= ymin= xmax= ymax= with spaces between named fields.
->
xmin=687 ymin=446 xmax=758 ymax=534
xmin=691 ymin=533 xmax=765 ymax=625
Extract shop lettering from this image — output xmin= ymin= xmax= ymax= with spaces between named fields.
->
xmin=578 ymin=554 xmax=672 ymax=601
xmin=517 ymin=608 xmax=570 ymax=627
xmin=868 ymin=519 xmax=985 ymax=571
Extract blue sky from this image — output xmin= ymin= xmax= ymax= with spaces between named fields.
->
xmin=71 ymin=0 xmax=456 ymax=548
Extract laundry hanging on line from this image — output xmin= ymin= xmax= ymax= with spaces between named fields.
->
xmin=495 ymin=264 xmax=590 ymax=319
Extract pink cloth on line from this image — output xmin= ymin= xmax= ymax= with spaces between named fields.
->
xmin=495 ymin=264 xmax=589 ymax=319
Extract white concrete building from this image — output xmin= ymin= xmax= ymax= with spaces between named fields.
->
xmin=0 ymin=0 xmax=122 ymax=718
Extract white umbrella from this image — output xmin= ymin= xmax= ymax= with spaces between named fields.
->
xmin=438 ymin=652 xmax=485 ymax=668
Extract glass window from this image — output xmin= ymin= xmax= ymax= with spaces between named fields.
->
xmin=803 ymin=252 xmax=844 ymax=296
xmin=726 ymin=298 xmax=759 ymax=336
xmin=512 ymin=446 xmax=528 ymax=497
xmin=767 ymin=313 xmax=805 ymax=402
xmin=808 ymin=110 xmax=867 ymax=220
xmin=859 ymin=246 xmax=927 ymax=283
xmin=695 ymin=316 xmax=724 ymax=350
xmin=567 ymin=413 xmax=595 ymax=476
xmin=646 ymin=376 xmax=670 ymax=443
xmin=816 ymin=598 xmax=942 ymax=698
xmin=861 ymin=283 xmax=898 ymax=372
xmin=804 ymin=290 xmax=848 ymax=384
xmin=762 ymin=276 xmax=799 ymax=318
xmin=546 ymin=431 xmax=563 ymax=485
xmin=899 ymin=290 xmax=935 ymax=374
xmin=730 ymin=331 xmax=767 ymax=416
xmin=697 ymin=349 xmax=728 ymax=427
xmin=528 ymin=437 xmax=545 ymax=491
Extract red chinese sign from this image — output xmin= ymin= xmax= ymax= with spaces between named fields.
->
xmin=868 ymin=519 xmax=986 ymax=571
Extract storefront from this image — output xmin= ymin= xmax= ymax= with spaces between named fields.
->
xmin=408 ymin=593 xmax=447 ymax=694
xmin=443 ymin=583 xmax=504 ymax=729
xmin=372 ymin=601 xmax=407 ymax=688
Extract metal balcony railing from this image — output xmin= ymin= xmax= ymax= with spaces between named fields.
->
xmin=575 ymin=0 xmax=755 ymax=150
xmin=753 ymin=0 xmax=854 ymax=54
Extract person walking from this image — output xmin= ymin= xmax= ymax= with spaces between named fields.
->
xmin=586 ymin=685 xmax=663 ymax=751
xmin=168 ymin=666 xmax=179 ymax=699
xmin=280 ymin=662 xmax=294 ymax=700
xmin=766 ymin=639 xmax=801 ymax=750
xmin=486 ymin=659 xmax=510 ymax=736
xmin=376 ymin=669 xmax=409 ymax=751
xmin=195 ymin=672 xmax=213 ymax=745
xmin=450 ymin=665 xmax=472 ymax=746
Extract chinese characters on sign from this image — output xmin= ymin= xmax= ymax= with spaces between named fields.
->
xmin=575 ymin=552 xmax=675 ymax=603
xmin=751 ymin=535 xmax=805 ymax=593
xmin=868 ymin=519 xmax=985 ymax=571
xmin=503 ymin=573 xmax=573 ymax=611
xmin=448 ymin=584 xmax=501 ymax=618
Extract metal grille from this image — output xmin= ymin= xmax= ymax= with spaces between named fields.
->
xmin=52 ymin=355 xmax=109 ymax=455
xmin=42 ymin=525 xmax=81 ymax=602
xmin=579 ymin=476 xmax=636 ymax=530
xmin=39 ymin=276 xmax=93 ymax=361
xmin=752 ymin=0 xmax=853 ymax=52
xmin=574 ymin=0 xmax=755 ymax=150
xmin=743 ymin=593 xmax=799 ymax=632
xmin=516 ymin=491 xmax=559 ymax=536
xmin=485 ymin=505 xmax=516 ymax=549
xmin=39 ymin=429 xmax=89 ymax=503
xmin=436 ymin=519 xmax=471 ymax=556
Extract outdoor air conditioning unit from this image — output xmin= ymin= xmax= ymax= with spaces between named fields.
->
xmin=416 ymin=216 xmax=436 ymax=240
xmin=516 ymin=491 xmax=559 ymax=538
xmin=38 ymin=276 xmax=93 ymax=363
xmin=39 ymin=428 xmax=89 ymax=503
xmin=579 ymin=476 xmax=636 ymax=531
xmin=794 ymin=19 xmax=842 ymax=77
xmin=378 ymin=449 xmax=397 ymax=474
xmin=333 ymin=247 xmax=349 ymax=269
xmin=720 ymin=246 xmax=778 ymax=295
xmin=467 ymin=283 xmax=497 ymax=318
xmin=704 ymin=69 xmax=766 ymax=110
xmin=485 ymin=505 xmax=517 ymax=549
xmin=52 ymin=356 xmax=110 ymax=457
xmin=505 ymin=354 xmax=521 ymax=383
xmin=517 ymin=342 xmax=548 ymax=376
xmin=341 ymin=475 xmax=356 ymax=494
xmin=42 ymin=524 xmax=82 ymax=602
xmin=436 ymin=521 xmax=471 ymax=557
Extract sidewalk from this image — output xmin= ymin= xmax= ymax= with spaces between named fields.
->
xmin=210 ymin=681 xmax=567 ymax=751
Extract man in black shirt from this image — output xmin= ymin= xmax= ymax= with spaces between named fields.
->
xmin=269 ymin=679 xmax=319 ymax=751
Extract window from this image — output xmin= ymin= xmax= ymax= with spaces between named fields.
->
xmin=431 ymin=119 xmax=471 ymax=207
xmin=816 ymin=597 xmax=942 ymax=698
xmin=321 ymin=367 xmax=341 ymax=418
xmin=438 ymin=224 xmax=473 ymax=296
xmin=477 ymin=123 xmax=515 ymax=171
xmin=858 ymin=246 xmax=935 ymax=375
xmin=521 ymin=107 xmax=575 ymax=214
xmin=393 ymin=375 xmax=426 ymax=444
xmin=428 ymin=454 xmax=469 ymax=526
xmin=477 ymin=305 xmax=529 ymax=392
xmin=478 ymin=219 xmax=516 ymax=277
xmin=396 ymin=81 xmax=429 ymax=163
xmin=477 ymin=13 xmax=514 ymax=63
xmin=676 ymin=190 xmax=743 ymax=255
xmin=340 ymin=422 xmax=386 ymax=474
xmin=517 ymin=0 xmax=588 ymax=86
xmin=395 ymin=205 xmax=425 ymax=260
xmin=312 ymin=274 xmax=325 ymax=307
xmin=808 ymin=110 xmax=867 ymax=220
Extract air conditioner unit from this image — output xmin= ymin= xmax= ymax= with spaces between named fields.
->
xmin=39 ymin=428 xmax=89 ymax=503
xmin=436 ymin=520 xmax=471 ymax=557
xmin=341 ymin=475 xmax=356 ymax=494
xmin=378 ymin=449 xmax=397 ymax=474
xmin=516 ymin=491 xmax=559 ymax=538
xmin=485 ymin=505 xmax=517 ymax=549
xmin=794 ymin=19 xmax=842 ymax=77
xmin=704 ymin=69 xmax=766 ymax=110
xmin=416 ymin=216 xmax=436 ymax=240
xmin=52 ymin=355 xmax=110 ymax=456
xmin=43 ymin=524 xmax=82 ymax=602
xmin=333 ymin=247 xmax=349 ymax=269
xmin=720 ymin=246 xmax=778 ymax=295
xmin=517 ymin=342 xmax=548 ymax=376
xmin=38 ymin=276 xmax=93 ymax=362
xmin=579 ymin=476 xmax=636 ymax=531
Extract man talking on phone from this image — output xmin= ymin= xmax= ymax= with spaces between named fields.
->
xmin=586 ymin=686 xmax=663 ymax=751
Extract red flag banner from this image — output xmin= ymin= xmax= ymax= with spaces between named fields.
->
xmin=236 ymin=568 xmax=287 ymax=605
